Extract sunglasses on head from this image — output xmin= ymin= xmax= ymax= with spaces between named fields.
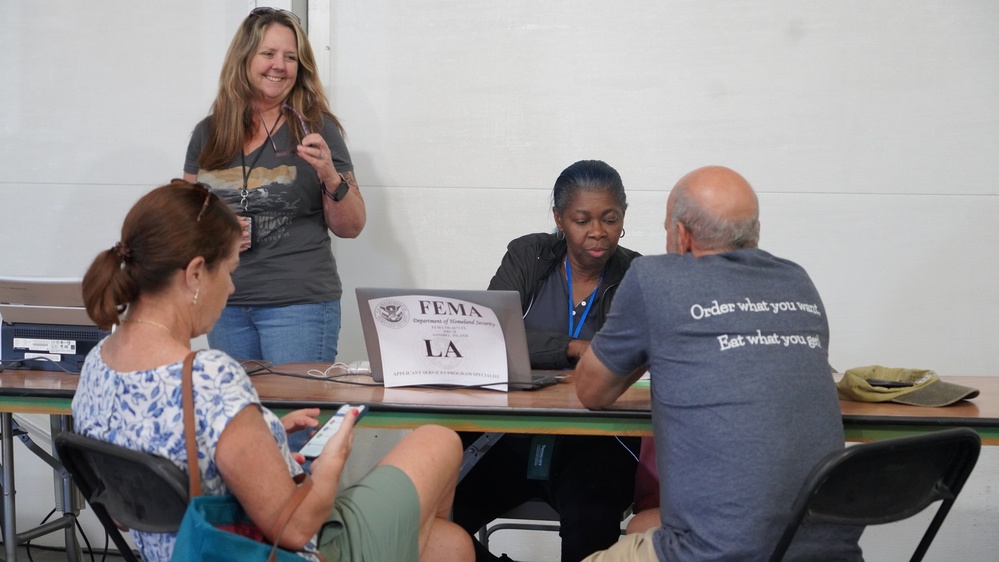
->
xmin=249 ymin=7 xmax=301 ymax=25
xmin=193 ymin=182 xmax=215 ymax=222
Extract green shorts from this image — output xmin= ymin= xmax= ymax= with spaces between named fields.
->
xmin=317 ymin=465 xmax=421 ymax=562
xmin=581 ymin=527 xmax=658 ymax=562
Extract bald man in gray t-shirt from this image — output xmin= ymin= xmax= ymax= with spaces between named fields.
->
xmin=576 ymin=167 xmax=864 ymax=562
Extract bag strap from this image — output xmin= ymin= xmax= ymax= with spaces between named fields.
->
xmin=181 ymin=351 xmax=202 ymax=498
xmin=181 ymin=350 xmax=319 ymax=561
xmin=267 ymin=473 xmax=314 ymax=562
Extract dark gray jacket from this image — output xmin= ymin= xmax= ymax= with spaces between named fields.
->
xmin=487 ymin=232 xmax=641 ymax=369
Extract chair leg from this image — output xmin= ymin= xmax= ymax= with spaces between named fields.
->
xmin=89 ymin=505 xmax=140 ymax=562
xmin=909 ymin=500 xmax=955 ymax=562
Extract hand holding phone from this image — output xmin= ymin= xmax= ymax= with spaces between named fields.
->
xmin=298 ymin=404 xmax=367 ymax=459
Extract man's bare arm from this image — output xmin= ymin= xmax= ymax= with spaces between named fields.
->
xmin=574 ymin=348 xmax=645 ymax=410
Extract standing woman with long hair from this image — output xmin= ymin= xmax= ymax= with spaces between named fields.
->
xmin=184 ymin=8 xmax=365 ymax=365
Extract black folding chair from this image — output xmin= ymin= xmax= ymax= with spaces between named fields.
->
xmin=54 ymin=432 xmax=190 ymax=562
xmin=770 ymin=427 xmax=981 ymax=562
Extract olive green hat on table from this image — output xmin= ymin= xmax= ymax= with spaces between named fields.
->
xmin=837 ymin=365 xmax=980 ymax=407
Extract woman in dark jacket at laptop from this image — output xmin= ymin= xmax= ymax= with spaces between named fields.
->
xmin=453 ymin=160 xmax=641 ymax=562
xmin=488 ymin=233 xmax=638 ymax=369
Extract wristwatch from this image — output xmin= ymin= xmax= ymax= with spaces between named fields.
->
xmin=321 ymin=173 xmax=351 ymax=202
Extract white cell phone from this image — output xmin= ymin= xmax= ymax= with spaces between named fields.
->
xmin=298 ymin=404 xmax=368 ymax=459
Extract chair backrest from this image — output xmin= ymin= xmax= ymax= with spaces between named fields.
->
xmin=770 ymin=427 xmax=981 ymax=562
xmin=54 ymin=432 xmax=190 ymax=533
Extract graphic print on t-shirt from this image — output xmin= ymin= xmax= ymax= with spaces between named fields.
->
xmin=687 ymin=297 xmax=825 ymax=352
xmin=197 ymin=164 xmax=301 ymax=244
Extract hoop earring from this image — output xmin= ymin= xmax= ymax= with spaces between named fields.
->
xmin=556 ymin=230 xmax=565 ymax=240
xmin=192 ymin=289 xmax=199 ymax=306
xmin=620 ymin=228 xmax=626 ymax=238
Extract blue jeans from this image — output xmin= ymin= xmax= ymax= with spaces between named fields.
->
xmin=208 ymin=300 xmax=342 ymax=364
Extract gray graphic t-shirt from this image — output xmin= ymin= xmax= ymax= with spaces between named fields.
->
xmin=185 ymin=115 xmax=353 ymax=306
xmin=590 ymin=249 xmax=863 ymax=561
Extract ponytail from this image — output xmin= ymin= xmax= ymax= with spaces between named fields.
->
xmin=82 ymin=248 xmax=138 ymax=330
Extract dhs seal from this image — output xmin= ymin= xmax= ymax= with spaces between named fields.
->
xmin=375 ymin=300 xmax=409 ymax=328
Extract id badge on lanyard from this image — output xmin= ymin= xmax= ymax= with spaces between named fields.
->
xmin=238 ymin=150 xmax=262 ymax=251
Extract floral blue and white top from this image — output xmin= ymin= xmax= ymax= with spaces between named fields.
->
xmin=72 ymin=338 xmax=319 ymax=562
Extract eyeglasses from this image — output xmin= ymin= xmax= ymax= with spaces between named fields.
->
xmin=193 ymin=182 xmax=214 ymax=222
xmin=249 ymin=7 xmax=301 ymax=25
xmin=265 ymin=104 xmax=311 ymax=158
xmin=169 ymin=179 xmax=215 ymax=222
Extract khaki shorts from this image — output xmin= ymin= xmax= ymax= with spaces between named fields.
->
xmin=582 ymin=527 xmax=659 ymax=562
xmin=318 ymin=465 xmax=421 ymax=562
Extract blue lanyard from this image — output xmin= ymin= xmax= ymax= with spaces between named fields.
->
xmin=565 ymin=255 xmax=603 ymax=339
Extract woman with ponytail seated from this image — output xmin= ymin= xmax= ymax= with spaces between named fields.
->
xmin=73 ymin=180 xmax=472 ymax=562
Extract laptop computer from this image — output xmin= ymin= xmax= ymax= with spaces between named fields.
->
xmin=355 ymin=287 xmax=558 ymax=391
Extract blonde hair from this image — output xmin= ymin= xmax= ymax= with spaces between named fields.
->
xmin=198 ymin=9 xmax=342 ymax=170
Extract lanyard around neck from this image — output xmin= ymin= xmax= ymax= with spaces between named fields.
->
xmin=565 ymin=255 xmax=603 ymax=339
xmin=238 ymin=150 xmax=264 ymax=212
xmin=238 ymin=111 xmax=279 ymax=211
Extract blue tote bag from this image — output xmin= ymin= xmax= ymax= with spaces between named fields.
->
xmin=170 ymin=493 xmax=310 ymax=562
xmin=170 ymin=352 xmax=316 ymax=562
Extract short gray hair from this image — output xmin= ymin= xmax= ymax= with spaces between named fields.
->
xmin=669 ymin=183 xmax=760 ymax=251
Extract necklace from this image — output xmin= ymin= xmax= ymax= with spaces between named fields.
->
xmin=122 ymin=318 xmax=173 ymax=334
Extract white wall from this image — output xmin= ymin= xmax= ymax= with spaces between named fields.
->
xmin=328 ymin=0 xmax=999 ymax=376
xmin=2 ymin=1 xmax=998 ymax=559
